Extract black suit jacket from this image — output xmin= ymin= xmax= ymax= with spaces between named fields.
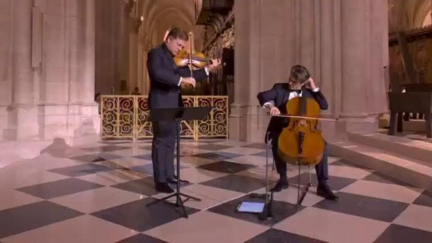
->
xmin=257 ymin=83 xmax=328 ymax=143
xmin=147 ymin=43 xmax=208 ymax=109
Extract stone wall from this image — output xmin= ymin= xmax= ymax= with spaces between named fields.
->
xmin=0 ymin=0 xmax=99 ymax=142
xmin=231 ymin=0 xmax=389 ymax=142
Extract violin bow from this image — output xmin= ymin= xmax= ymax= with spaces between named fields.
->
xmin=188 ymin=32 xmax=194 ymax=89
xmin=273 ymin=114 xmax=338 ymax=121
xmin=188 ymin=33 xmax=192 ymax=76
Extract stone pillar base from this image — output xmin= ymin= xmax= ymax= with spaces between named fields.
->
xmin=0 ymin=105 xmax=8 ymax=139
xmin=38 ymin=103 xmax=100 ymax=145
xmin=3 ymin=105 xmax=39 ymax=140
xmin=340 ymin=116 xmax=379 ymax=134
xmin=229 ymin=104 xmax=270 ymax=143
xmin=38 ymin=104 xmax=73 ymax=141
xmin=72 ymin=103 xmax=100 ymax=147
xmin=320 ymin=119 xmax=348 ymax=142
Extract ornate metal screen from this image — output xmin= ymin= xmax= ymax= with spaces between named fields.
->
xmin=100 ymin=95 xmax=229 ymax=140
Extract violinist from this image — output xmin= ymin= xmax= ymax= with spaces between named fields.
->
xmin=147 ymin=27 xmax=220 ymax=193
xmin=257 ymin=65 xmax=338 ymax=201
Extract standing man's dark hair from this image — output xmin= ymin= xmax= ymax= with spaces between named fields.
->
xmin=146 ymin=26 xmax=221 ymax=193
xmin=165 ymin=27 xmax=189 ymax=41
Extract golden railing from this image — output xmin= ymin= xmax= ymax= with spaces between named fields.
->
xmin=100 ymin=95 xmax=229 ymax=140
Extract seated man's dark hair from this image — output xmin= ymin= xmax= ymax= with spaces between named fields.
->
xmin=289 ymin=65 xmax=310 ymax=84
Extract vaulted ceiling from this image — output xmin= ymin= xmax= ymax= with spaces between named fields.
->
xmin=389 ymin=0 xmax=431 ymax=32
xmin=132 ymin=0 xmax=431 ymax=49
xmin=135 ymin=0 xmax=204 ymax=49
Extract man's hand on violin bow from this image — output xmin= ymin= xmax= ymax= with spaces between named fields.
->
xmin=181 ymin=77 xmax=196 ymax=88
xmin=207 ymin=59 xmax=221 ymax=72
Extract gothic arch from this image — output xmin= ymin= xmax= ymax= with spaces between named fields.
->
xmin=413 ymin=0 xmax=431 ymax=27
xmin=389 ymin=0 xmax=431 ymax=31
xmin=147 ymin=8 xmax=194 ymax=43
xmin=141 ymin=0 xmax=195 ymax=34
xmin=139 ymin=0 xmax=200 ymax=49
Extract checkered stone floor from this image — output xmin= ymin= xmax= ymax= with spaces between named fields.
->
xmin=0 ymin=139 xmax=432 ymax=242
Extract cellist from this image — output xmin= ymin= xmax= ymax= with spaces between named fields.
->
xmin=257 ymin=65 xmax=338 ymax=201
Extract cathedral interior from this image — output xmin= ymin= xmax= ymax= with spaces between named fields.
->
xmin=1 ymin=0 xmax=432 ymax=242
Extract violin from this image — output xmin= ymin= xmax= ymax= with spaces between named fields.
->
xmin=277 ymin=87 xmax=326 ymax=166
xmin=173 ymin=49 xmax=213 ymax=68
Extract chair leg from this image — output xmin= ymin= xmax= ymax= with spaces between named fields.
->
xmin=397 ymin=112 xmax=403 ymax=133
xmin=297 ymin=163 xmax=301 ymax=207
xmin=389 ymin=111 xmax=397 ymax=135
xmin=426 ymin=113 xmax=432 ymax=138
xmin=296 ymin=165 xmax=311 ymax=208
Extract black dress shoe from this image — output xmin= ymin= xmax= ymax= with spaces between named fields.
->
xmin=317 ymin=183 xmax=338 ymax=200
xmin=167 ymin=176 xmax=190 ymax=185
xmin=270 ymin=178 xmax=289 ymax=192
xmin=155 ymin=183 xmax=174 ymax=193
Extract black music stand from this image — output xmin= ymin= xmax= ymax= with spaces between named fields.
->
xmin=146 ymin=107 xmax=213 ymax=218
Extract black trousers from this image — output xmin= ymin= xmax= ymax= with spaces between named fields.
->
xmin=151 ymin=120 xmax=177 ymax=183
xmin=271 ymin=133 xmax=329 ymax=183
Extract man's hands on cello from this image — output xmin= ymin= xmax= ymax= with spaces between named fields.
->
xmin=264 ymin=103 xmax=281 ymax=116
xmin=269 ymin=106 xmax=281 ymax=116
xmin=304 ymin=77 xmax=318 ymax=90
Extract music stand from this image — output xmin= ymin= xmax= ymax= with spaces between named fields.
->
xmin=146 ymin=107 xmax=213 ymax=218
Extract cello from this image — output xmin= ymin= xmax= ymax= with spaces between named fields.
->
xmin=272 ymin=84 xmax=337 ymax=207
xmin=276 ymin=86 xmax=325 ymax=167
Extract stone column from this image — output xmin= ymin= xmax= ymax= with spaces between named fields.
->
xmin=94 ymin=0 xmax=124 ymax=96
xmin=317 ymin=0 xmax=347 ymax=141
xmin=320 ymin=0 xmax=336 ymax=117
xmin=128 ymin=31 xmax=138 ymax=94
xmin=142 ymin=39 xmax=150 ymax=95
xmin=340 ymin=0 xmax=368 ymax=119
xmin=338 ymin=0 xmax=388 ymax=132
xmin=299 ymin=0 xmax=316 ymax=72
xmin=369 ymin=0 xmax=388 ymax=115
xmin=75 ymin=0 xmax=99 ymax=144
xmin=0 ymin=0 xmax=13 ymax=139
xmin=83 ymin=0 xmax=96 ymax=103
xmin=37 ymin=0 xmax=71 ymax=140
xmin=230 ymin=0 xmax=257 ymax=141
xmin=36 ymin=0 xmax=99 ymax=142
xmin=4 ymin=0 xmax=39 ymax=140
xmin=120 ymin=10 xmax=129 ymax=95
xmin=231 ymin=0 xmax=297 ymax=142
xmin=137 ymin=41 xmax=144 ymax=93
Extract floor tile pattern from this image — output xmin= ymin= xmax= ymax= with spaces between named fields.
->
xmin=0 ymin=139 xmax=431 ymax=243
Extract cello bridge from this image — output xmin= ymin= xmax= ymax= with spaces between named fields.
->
xmin=299 ymin=120 xmax=307 ymax=127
